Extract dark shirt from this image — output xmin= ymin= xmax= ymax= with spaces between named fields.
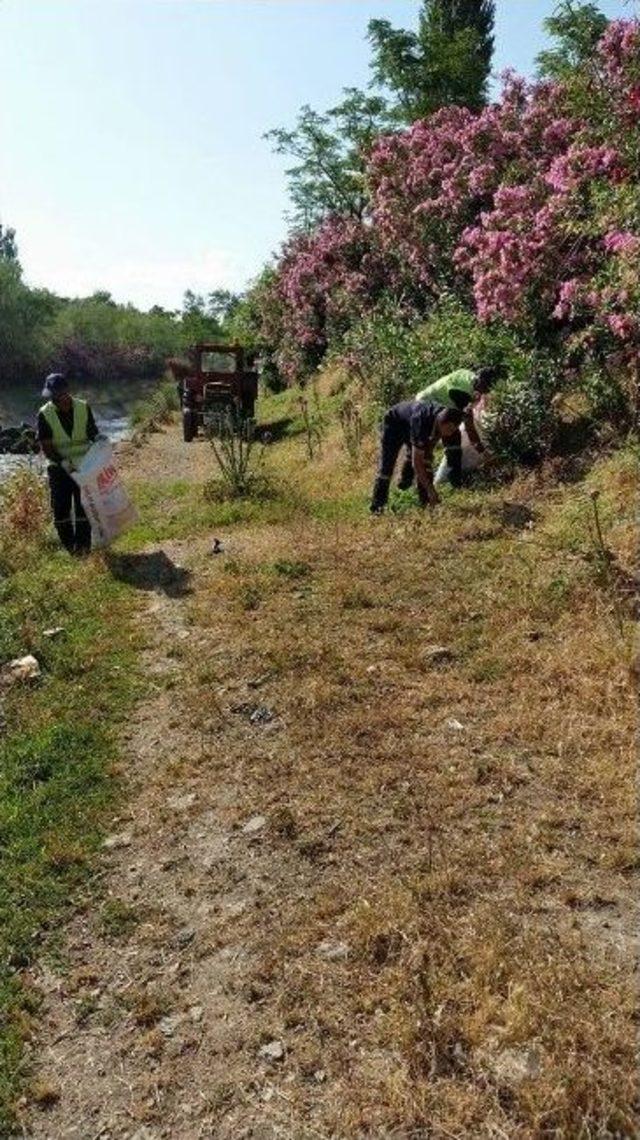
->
xmin=387 ymin=401 xmax=441 ymax=450
xmin=37 ymin=403 xmax=100 ymax=448
xmin=449 ymin=388 xmax=473 ymax=411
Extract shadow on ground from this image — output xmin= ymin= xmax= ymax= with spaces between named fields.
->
xmin=257 ymin=417 xmax=295 ymax=443
xmin=104 ymin=551 xmax=192 ymax=597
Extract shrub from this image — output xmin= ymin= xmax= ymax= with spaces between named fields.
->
xmin=130 ymin=379 xmax=179 ymax=439
xmin=484 ymin=375 xmax=559 ymax=465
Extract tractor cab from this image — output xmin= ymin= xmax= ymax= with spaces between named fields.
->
xmin=179 ymin=343 xmax=258 ymax=442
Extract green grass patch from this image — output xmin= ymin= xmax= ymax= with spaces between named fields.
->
xmin=0 ymin=548 xmax=143 ymax=1132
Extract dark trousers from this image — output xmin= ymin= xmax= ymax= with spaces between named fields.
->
xmin=371 ymin=413 xmax=419 ymax=512
xmin=48 ymin=465 xmax=92 ymax=554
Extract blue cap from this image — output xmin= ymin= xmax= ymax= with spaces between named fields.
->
xmin=42 ymin=373 xmax=70 ymax=399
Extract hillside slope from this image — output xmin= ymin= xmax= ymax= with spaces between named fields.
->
xmin=13 ymin=401 xmax=640 ymax=1138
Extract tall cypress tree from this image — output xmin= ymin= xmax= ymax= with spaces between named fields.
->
xmin=369 ymin=0 xmax=496 ymax=123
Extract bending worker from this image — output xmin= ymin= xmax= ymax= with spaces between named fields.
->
xmin=395 ymin=365 xmax=498 ymax=491
xmin=371 ymin=400 xmax=464 ymax=514
xmin=38 ymin=373 xmax=100 ymax=555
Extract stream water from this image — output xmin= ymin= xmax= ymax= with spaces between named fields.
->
xmin=0 ymin=376 xmax=157 ymax=481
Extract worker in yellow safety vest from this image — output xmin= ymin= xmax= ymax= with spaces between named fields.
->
xmin=37 ymin=373 xmax=100 ymax=554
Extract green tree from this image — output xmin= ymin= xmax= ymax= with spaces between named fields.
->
xmin=0 ymin=264 xmax=58 ymax=384
xmin=266 ymin=88 xmax=390 ymax=228
xmin=0 ymin=222 xmax=18 ymax=263
xmin=207 ymin=288 xmax=241 ymax=328
xmin=181 ymin=290 xmax=222 ymax=343
xmin=536 ymin=1 xmax=609 ymax=81
xmin=368 ymin=0 xmax=495 ymax=122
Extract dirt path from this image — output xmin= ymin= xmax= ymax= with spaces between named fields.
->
xmin=23 ymin=540 xmax=240 ymax=1138
xmin=118 ymin=427 xmax=216 ymax=486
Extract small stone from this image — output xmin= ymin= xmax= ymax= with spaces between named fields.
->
xmin=446 ymin=718 xmax=465 ymax=732
xmin=174 ymin=927 xmax=195 ymax=948
xmin=313 ymin=1069 xmax=327 ymax=1084
xmin=167 ymin=792 xmax=197 ymax=811
xmin=42 ymin=627 xmax=65 ymax=639
xmin=242 ymin=815 xmax=267 ymax=835
xmin=102 ymin=831 xmax=133 ymax=850
xmin=259 ymin=1039 xmax=285 ymax=1063
xmin=211 ymin=538 xmax=224 ymax=555
xmin=189 ymin=1005 xmax=204 ymax=1024
xmin=158 ymin=1014 xmax=183 ymax=1038
xmin=316 ymin=940 xmax=350 ymax=961
xmin=250 ymin=705 xmax=274 ymax=725
xmin=1 ymin=655 xmax=41 ymax=685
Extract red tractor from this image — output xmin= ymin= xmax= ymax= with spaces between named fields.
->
xmin=172 ymin=344 xmax=258 ymax=442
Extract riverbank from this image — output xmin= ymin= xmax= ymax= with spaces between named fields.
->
xmin=1 ymin=396 xmax=638 ymax=1137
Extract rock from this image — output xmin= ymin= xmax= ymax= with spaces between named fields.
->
xmin=1 ymin=655 xmax=41 ymax=686
xmin=102 ymin=831 xmax=133 ymax=851
xmin=242 ymin=814 xmax=267 ymax=835
xmin=250 ymin=705 xmax=274 ymax=725
xmin=259 ymin=1039 xmax=285 ymax=1063
xmin=174 ymin=927 xmax=196 ymax=948
xmin=423 ymin=646 xmax=454 ymax=665
xmin=317 ymin=940 xmax=350 ymax=961
xmin=313 ymin=1069 xmax=327 ymax=1084
xmin=167 ymin=792 xmax=197 ymax=811
xmin=446 ymin=718 xmax=466 ymax=732
xmin=42 ymin=627 xmax=65 ymax=639
xmin=158 ymin=1014 xmax=184 ymax=1038
xmin=211 ymin=538 xmax=224 ymax=555
xmin=189 ymin=1005 xmax=204 ymax=1024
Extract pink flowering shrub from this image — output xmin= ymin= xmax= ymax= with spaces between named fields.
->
xmin=268 ymin=217 xmax=395 ymax=384
xmin=256 ymin=18 xmax=638 ymax=441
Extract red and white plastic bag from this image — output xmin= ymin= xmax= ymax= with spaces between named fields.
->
xmin=74 ymin=441 xmax=138 ymax=548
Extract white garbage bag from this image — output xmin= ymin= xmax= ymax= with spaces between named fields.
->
xmin=435 ymin=396 xmax=488 ymax=486
xmin=73 ymin=440 xmax=138 ymax=549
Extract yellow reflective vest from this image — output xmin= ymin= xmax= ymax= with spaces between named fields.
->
xmin=416 ymin=368 xmax=475 ymax=409
xmin=40 ymin=399 xmax=91 ymax=467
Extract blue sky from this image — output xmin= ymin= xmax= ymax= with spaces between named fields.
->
xmin=0 ymin=0 xmax=635 ymax=310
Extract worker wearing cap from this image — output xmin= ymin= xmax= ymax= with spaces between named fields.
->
xmin=397 ymin=366 xmax=499 ymax=491
xmin=37 ymin=373 xmax=100 ymax=554
xmin=370 ymin=400 xmax=465 ymax=514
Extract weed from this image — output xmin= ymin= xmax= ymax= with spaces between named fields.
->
xmin=99 ymin=899 xmax=141 ymax=939
xmin=271 ymin=559 xmax=310 ymax=580
xmin=298 ymin=390 xmax=327 ymax=460
xmin=339 ymin=396 xmax=368 ymax=468
xmin=207 ymin=413 xmax=266 ymax=497
xmin=123 ymin=989 xmax=171 ymax=1028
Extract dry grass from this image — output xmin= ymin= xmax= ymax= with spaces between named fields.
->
xmin=160 ymin=429 xmax=639 ymax=1137
xmin=0 ymin=469 xmax=49 ymax=573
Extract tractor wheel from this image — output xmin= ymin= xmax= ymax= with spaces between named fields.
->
xmin=182 ymin=410 xmax=196 ymax=443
